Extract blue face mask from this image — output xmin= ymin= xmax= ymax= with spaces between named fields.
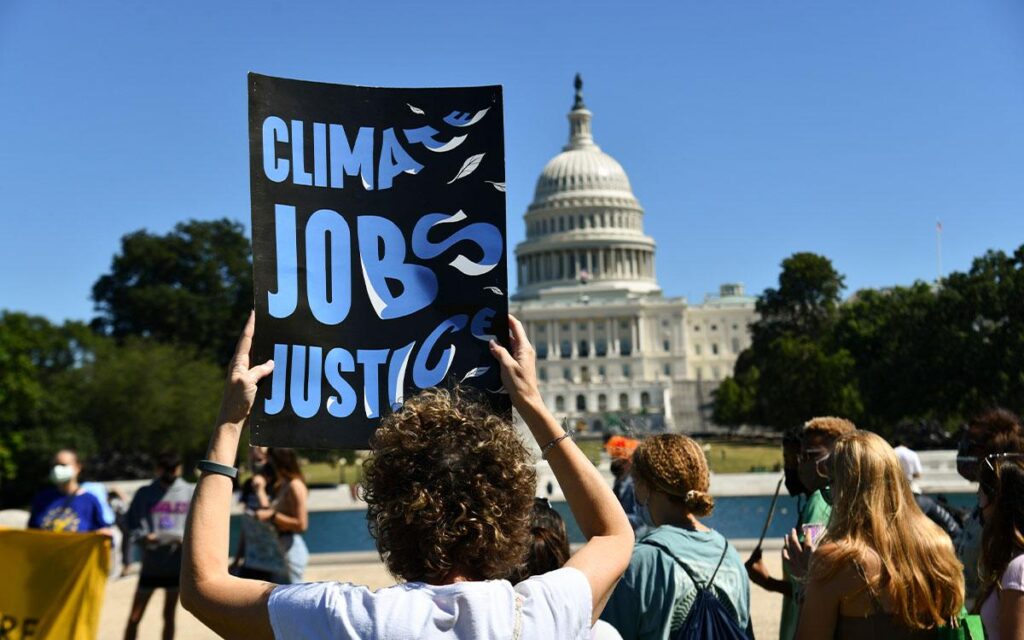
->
xmin=634 ymin=486 xmax=657 ymax=528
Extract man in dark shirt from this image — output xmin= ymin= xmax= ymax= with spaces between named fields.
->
xmin=123 ymin=451 xmax=194 ymax=640
xmin=28 ymin=449 xmax=110 ymax=534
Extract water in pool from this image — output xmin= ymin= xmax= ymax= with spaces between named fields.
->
xmin=228 ymin=492 xmax=975 ymax=555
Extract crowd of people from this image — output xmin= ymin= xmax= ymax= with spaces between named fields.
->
xmin=22 ymin=312 xmax=1024 ymax=639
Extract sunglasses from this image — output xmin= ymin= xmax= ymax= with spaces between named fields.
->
xmin=983 ymin=452 xmax=1024 ymax=472
xmin=797 ymin=449 xmax=831 ymax=464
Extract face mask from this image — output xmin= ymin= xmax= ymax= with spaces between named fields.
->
xmin=821 ymin=484 xmax=833 ymax=506
xmin=784 ymin=467 xmax=807 ymax=497
xmin=50 ymin=464 xmax=74 ymax=485
xmin=798 ymin=459 xmax=824 ymax=493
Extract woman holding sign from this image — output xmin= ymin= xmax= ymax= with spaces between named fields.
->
xmin=180 ymin=313 xmax=633 ymax=639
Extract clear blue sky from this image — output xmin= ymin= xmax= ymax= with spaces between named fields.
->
xmin=3 ymin=1 xmax=1023 ymax=323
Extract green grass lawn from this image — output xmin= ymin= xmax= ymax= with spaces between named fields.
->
xmin=583 ymin=438 xmax=780 ymax=473
xmin=299 ymin=439 xmax=781 ymax=486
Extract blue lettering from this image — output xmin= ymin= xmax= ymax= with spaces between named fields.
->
xmin=377 ymin=127 xmax=423 ymax=190
xmin=471 ymin=307 xmax=497 ymax=341
xmin=357 ymin=349 xmax=389 ymax=418
xmin=290 ymin=345 xmax=322 ymax=419
xmin=413 ymin=315 xmax=468 ymax=388
xmin=304 ymin=209 xmax=351 ymax=325
xmin=329 ymin=124 xmax=375 ymax=190
xmin=290 ymin=120 xmax=313 ymax=186
xmin=411 ymin=212 xmax=503 ymax=277
xmin=268 ymin=204 xmax=298 ymax=318
xmin=324 ymin=347 xmax=357 ymax=418
xmin=358 ymin=216 xmax=437 ymax=320
xmin=263 ymin=343 xmax=290 ymax=415
xmin=313 ymin=122 xmax=328 ymax=187
xmin=387 ymin=341 xmax=415 ymax=409
xmin=261 ymin=116 xmax=289 ymax=182
xmin=404 ymin=126 xmax=466 ymax=153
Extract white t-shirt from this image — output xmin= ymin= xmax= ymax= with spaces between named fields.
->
xmin=893 ymin=446 xmax=923 ymax=484
xmin=980 ymin=554 xmax=1024 ymax=640
xmin=268 ymin=567 xmax=593 ymax=639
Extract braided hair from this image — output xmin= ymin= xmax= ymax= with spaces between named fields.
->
xmin=631 ymin=434 xmax=714 ymax=517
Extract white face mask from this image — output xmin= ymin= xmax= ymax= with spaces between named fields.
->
xmin=50 ymin=464 xmax=74 ymax=485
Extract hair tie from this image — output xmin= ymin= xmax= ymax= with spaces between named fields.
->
xmin=686 ymin=490 xmax=700 ymax=501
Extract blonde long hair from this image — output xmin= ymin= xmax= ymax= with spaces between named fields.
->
xmin=808 ymin=431 xmax=964 ymax=629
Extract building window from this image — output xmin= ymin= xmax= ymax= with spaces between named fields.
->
xmin=732 ymin=324 xmax=738 ymax=331
xmin=563 ymin=368 xmax=572 ymax=381
xmin=555 ymin=395 xmax=565 ymax=412
xmin=578 ymin=340 xmax=590 ymax=357
xmin=694 ymin=344 xmax=702 ymax=356
xmin=537 ymin=343 xmax=548 ymax=360
xmin=640 ymin=392 xmax=651 ymax=409
xmin=693 ymin=325 xmax=700 ymax=332
xmin=576 ymin=395 xmax=587 ymax=412
xmin=561 ymin=324 xmax=570 ymax=333
xmin=620 ymin=320 xmax=629 ymax=330
xmin=663 ymin=363 xmax=671 ymax=376
xmin=620 ymin=339 xmax=632 ymax=356
xmin=539 ymin=368 xmax=547 ymax=381
xmin=661 ymin=319 xmax=669 ymax=327
xmin=619 ymin=393 xmax=629 ymax=410
xmin=560 ymin=340 xmax=572 ymax=358
xmin=623 ymin=364 xmax=632 ymax=378
xmin=598 ymin=394 xmax=608 ymax=412
xmin=662 ymin=340 xmax=670 ymax=352
xmin=710 ymin=324 xmax=718 ymax=331
xmin=711 ymin=343 xmax=719 ymax=356
xmin=596 ymin=339 xmax=607 ymax=357
xmin=598 ymin=365 xmax=606 ymax=377
xmin=581 ymin=366 xmax=591 ymax=383
xmin=732 ymin=337 xmax=741 ymax=354
xmin=538 ymin=325 xmax=546 ymax=334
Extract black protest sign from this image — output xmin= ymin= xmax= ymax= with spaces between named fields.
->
xmin=248 ymin=73 xmax=509 ymax=449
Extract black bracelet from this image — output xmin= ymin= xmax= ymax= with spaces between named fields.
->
xmin=197 ymin=459 xmax=238 ymax=479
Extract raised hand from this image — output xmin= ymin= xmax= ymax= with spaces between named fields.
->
xmin=489 ymin=315 xmax=543 ymax=417
xmin=781 ymin=527 xmax=813 ymax=580
xmin=219 ymin=311 xmax=276 ymax=425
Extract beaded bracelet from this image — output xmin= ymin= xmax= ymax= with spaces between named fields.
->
xmin=541 ymin=429 xmax=575 ymax=460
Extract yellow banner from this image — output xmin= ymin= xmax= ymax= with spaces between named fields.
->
xmin=0 ymin=528 xmax=109 ymax=640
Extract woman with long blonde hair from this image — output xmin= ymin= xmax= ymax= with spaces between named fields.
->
xmin=794 ymin=431 xmax=964 ymax=639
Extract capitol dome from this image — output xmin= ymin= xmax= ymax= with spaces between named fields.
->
xmin=513 ymin=75 xmax=659 ymax=301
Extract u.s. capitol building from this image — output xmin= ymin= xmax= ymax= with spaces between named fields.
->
xmin=510 ymin=77 xmax=757 ymax=433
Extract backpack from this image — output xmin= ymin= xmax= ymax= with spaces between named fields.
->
xmin=640 ymin=539 xmax=752 ymax=640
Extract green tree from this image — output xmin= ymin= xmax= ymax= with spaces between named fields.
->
xmin=753 ymin=252 xmax=845 ymax=344
xmin=0 ymin=312 xmax=97 ymax=505
xmin=78 ymin=338 xmax=224 ymax=459
xmin=91 ymin=219 xmax=253 ymax=366
xmin=714 ymin=253 xmax=857 ymax=429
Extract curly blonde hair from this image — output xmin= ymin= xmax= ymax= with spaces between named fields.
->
xmin=631 ymin=434 xmax=714 ymax=517
xmin=362 ymin=387 xmax=536 ymax=583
